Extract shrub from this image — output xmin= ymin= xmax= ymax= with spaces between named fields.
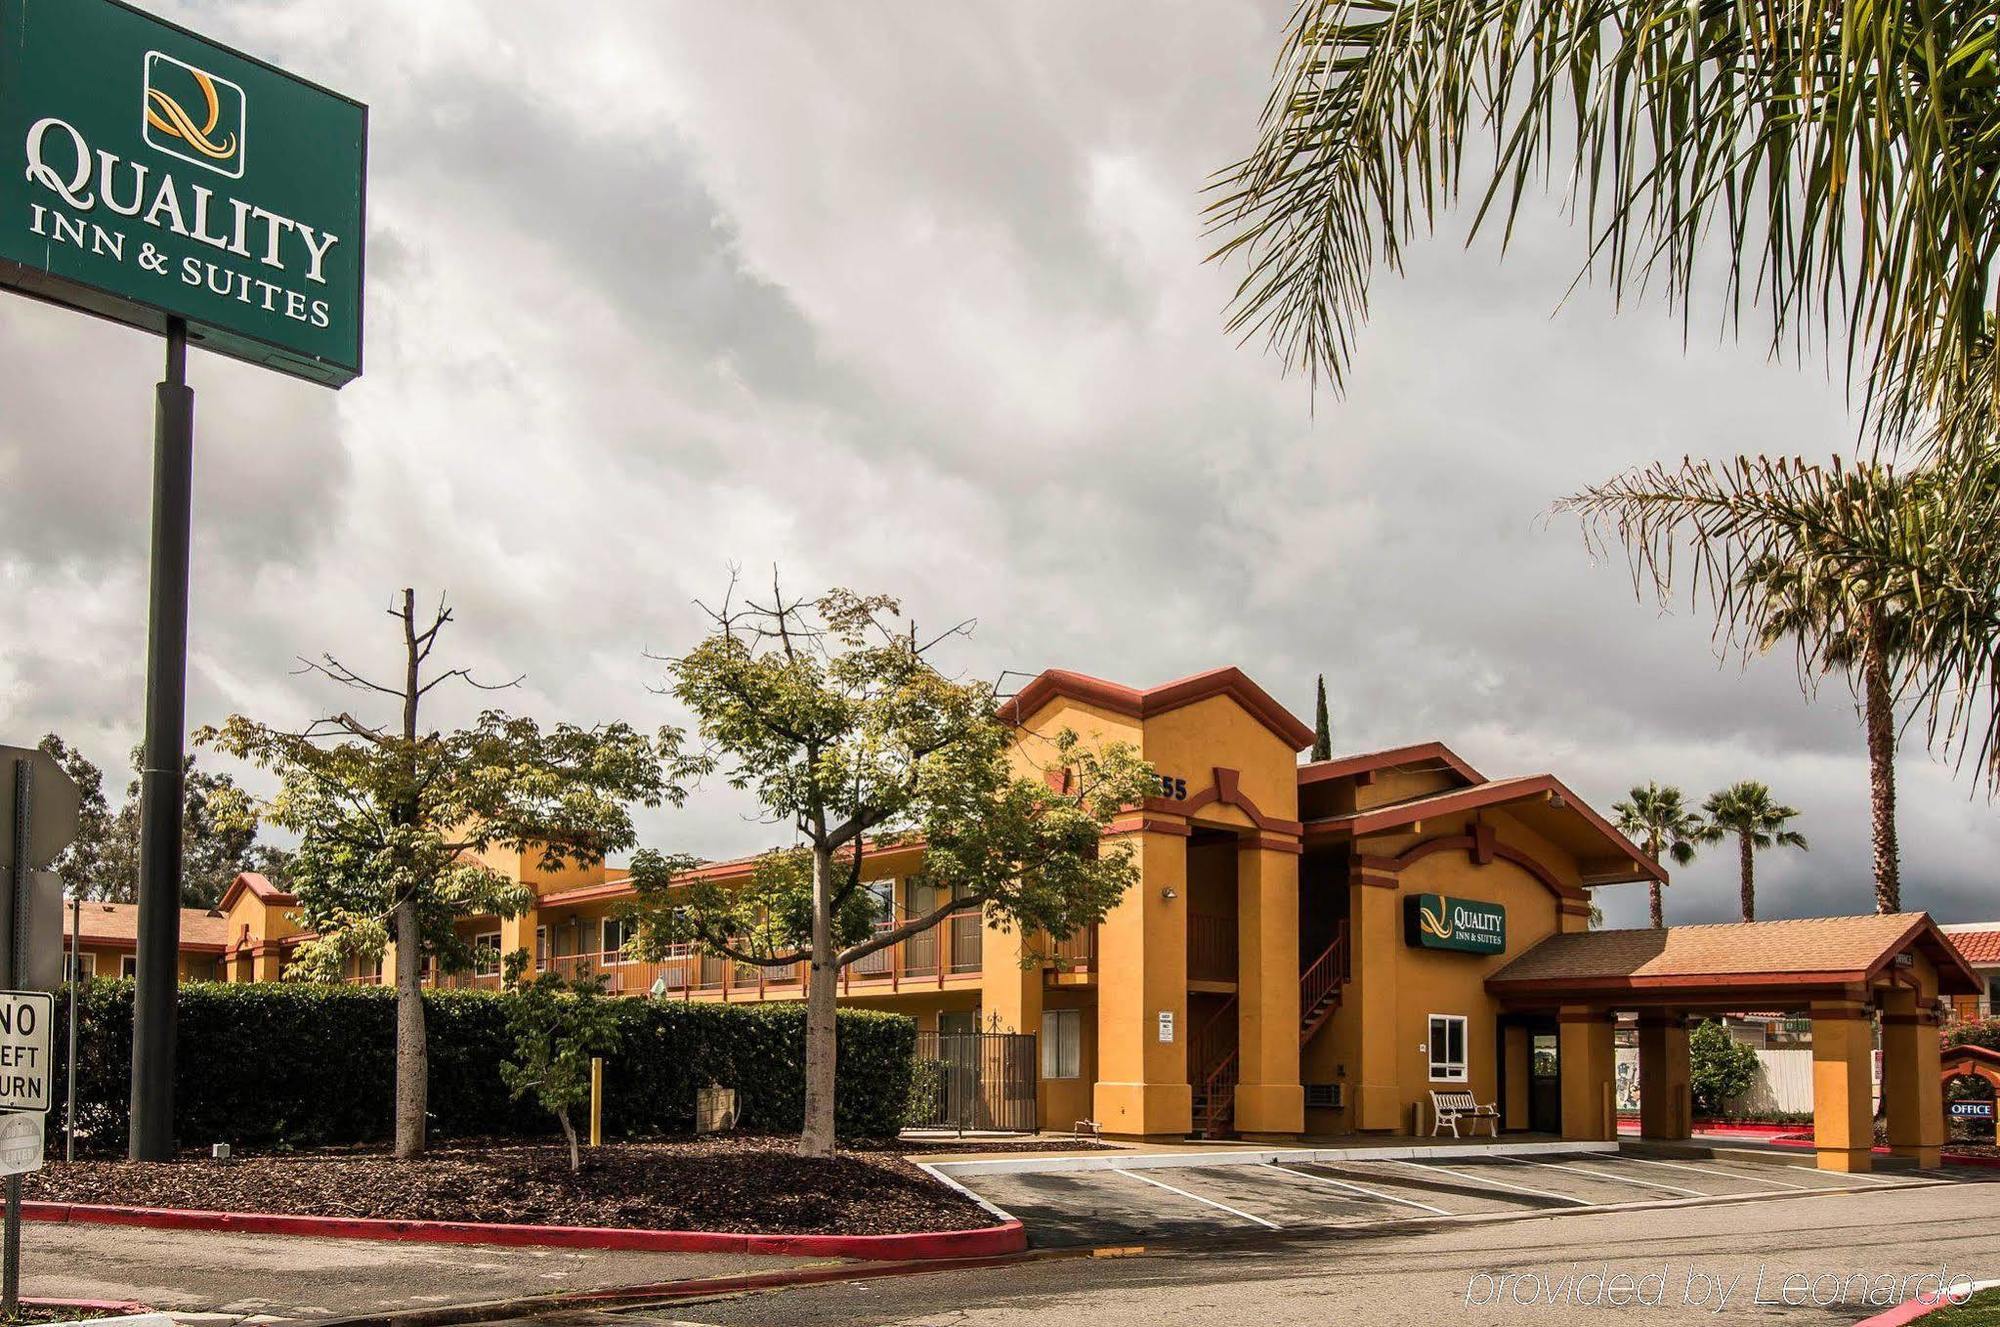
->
xmin=53 ymin=981 xmax=914 ymax=1152
xmin=1945 ymin=1017 xmax=2000 ymax=1054
xmin=501 ymin=973 xmax=622 ymax=1171
xmin=1688 ymin=1018 xmax=1761 ymax=1115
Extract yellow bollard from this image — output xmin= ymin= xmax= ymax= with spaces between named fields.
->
xmin=590 ymin=1056 xmax=603 ymax=1148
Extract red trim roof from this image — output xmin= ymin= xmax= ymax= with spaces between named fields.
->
xmin=998 ymin=666 xmax=1315 ymax=751
xmin=218 ymin=872 xmax=297 ymax=911
xmin=1298 ymin=741 xmax=1485 ymax=787
xmin=67 ymin=902 xmax=229 ymax=952
xmin=1305 ymin=773 xmax=1666 ymax=885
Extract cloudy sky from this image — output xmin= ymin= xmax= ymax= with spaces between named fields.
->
xmin=4 ymin=0 xmax=1993 ymax=927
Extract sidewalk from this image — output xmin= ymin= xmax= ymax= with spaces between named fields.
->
xmin=27 ymin=1222 xmax=822 ymax=1322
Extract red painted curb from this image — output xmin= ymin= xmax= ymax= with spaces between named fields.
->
xmin=1851 ymin=1290 xmax=1976 ymax=1327
xmin=23 ymin=1297 xmax=151 ymax=1314
xmin=21 ymin=1201 xmax=1026 ymax=1262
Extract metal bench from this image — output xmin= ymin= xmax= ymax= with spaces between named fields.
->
xmin=1429 ymin=1088 xmax=1500 ymax=1137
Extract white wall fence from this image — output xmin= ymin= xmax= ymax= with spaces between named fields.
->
xmin=1615 ymin=1047 xmax=1881 ymax=1117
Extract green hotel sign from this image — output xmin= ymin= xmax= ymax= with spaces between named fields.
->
xmin=1404 ymin=893 xmax=1507 ymax=955
xmin=0 ymin=0 xmax=365 ymax=386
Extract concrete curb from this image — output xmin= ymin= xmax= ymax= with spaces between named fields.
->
xmin=929 ymin=1138 xmax=1618 ymax=1178
xmin=20 ymin=1200 xmax=1026 ymax=1262
xmin=25 ymin=1297 xmax=151 ymax=1315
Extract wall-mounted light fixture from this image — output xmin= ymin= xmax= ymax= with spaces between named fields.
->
xmin=1161 ymin=886 xmax=1179 ymax=900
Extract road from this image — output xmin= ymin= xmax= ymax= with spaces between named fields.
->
xmin=611 ymin=1179 xmax=2000 ymax=1327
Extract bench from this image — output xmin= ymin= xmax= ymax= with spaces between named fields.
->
xmin=1429 ymin=1089 xmax=1500 ymax=1137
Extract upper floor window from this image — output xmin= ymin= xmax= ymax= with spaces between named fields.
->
xmin=601 ymin=916 xmax=632 ymax=961
xmin=1427 ymin=1014 xmax=1468 ymax=1082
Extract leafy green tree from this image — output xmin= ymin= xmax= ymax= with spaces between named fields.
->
xmin=1311 ymin=675 xmax=1332 ymax=762
xmin=1944 ymin=1018 xmax=2000 ymax=1055
xmin=36 ymin=735 xmax=286 ymax=906
xmin=37 ymin=735 xmax=111 ymax=899
xmin=1700 ymin=782 xmax=1808 ymax=922
xmin=1689 ymin=1019 xmax=1760 ymax=1117
xmin=625 ymin=578 xmax=1155 ymax=1157
xmin=1208 ymin=0 xmax=2000 ymax=452
xmin=500 ymin=969 xmax=620 ymax=1172
xmin=1612 ymin=783 xmax=1706 ymax=929
xmin=200 ymin=588 xmax=683 ymax=1158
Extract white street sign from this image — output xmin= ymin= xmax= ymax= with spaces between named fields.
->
xmin=1157 ymin=1010 xmax=1175 ymax=1043
xmin=0 ymin=1113 xmax=42 ymax=1175
xmin=0 ymin=992 xmax=53 ymax=1114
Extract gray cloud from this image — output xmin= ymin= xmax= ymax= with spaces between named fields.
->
xmin=3 ymin=0 xmax=1993 ymax=925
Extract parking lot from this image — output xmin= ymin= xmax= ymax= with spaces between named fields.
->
xmin=935 ymin=1147 xmax=1973 ymax=1247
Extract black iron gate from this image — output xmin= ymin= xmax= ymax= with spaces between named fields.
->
xmin=909 ymin=1031 xmax=1038 ymax=1133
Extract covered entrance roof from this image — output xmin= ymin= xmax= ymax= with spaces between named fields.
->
xmin=1486 ymin=913 xmax=1982 ymax=1010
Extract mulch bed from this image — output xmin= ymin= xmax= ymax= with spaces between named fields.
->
xmin=23 ymin=1135 xmax=995 ymax=1237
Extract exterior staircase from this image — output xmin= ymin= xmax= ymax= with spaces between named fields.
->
xmin=1191 ymin=920 xmax=1351 ymax=1138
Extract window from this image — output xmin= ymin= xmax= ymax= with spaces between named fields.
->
xmin=73 ymin=951 xmax=96 ymax=980
xmin=1427 ymin=1015 xmax=1468 ymax=1082
xmin=120 ymin=954 xmax=138 ymax=979
xmin=534 ymin=926 xmax=550 ymax=971
xmin=472 ymin=932 xmax=502 ymax=974
xmin=601 ymin=917 xmax=630 ymax=961
xmin=1041 ymin=1008 xmax=1082 ymax=1080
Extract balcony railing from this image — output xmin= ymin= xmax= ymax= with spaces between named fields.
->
xmin=537 ymin=915 xmax=982 ymax=1000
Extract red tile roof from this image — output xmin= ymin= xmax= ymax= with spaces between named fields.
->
xmin=1943 ymin=926 xmax=2000 ymax=967
xmin=69 ymin=902 xmax=229 ymax=952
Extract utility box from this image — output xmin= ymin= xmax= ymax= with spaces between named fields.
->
xmin=695 ymin=1084 xmax=738 ymax=1135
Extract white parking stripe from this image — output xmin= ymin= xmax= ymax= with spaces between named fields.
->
xmin=1386 ymin=1159 xmax=1590 ymax=1206
xmin=1116 ymin=1168 xmax=1283 ymax=1229
xmin=1268 ymin=1163 xmax=1453 ymax=1216
xmin=1505 ymin=1156 xmax=1706 ymax=1197
xmin=1613 ymin=1155 xmax=1818 ymax=1192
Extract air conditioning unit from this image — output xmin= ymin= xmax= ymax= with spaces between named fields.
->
xmin=1304 ymin=1082 xmax=1345 ymax=1110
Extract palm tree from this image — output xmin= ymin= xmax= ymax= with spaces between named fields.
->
xmin=1612 ymin=784 xmax=1705 ymax=929
xmin=1559 ymin=457 xmax=2000 ymax=902
xmin=1742 ymin=533 xmax=1912 ymax=913
xmin=1207 ymin=0 xmax=1999 ymax=454
xmin=1701 ymin=783 xmax=1808 ymax=922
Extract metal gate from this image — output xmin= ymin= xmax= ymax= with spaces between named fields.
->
xmin=909 ymin=1031 xmax=1038 ymax=1133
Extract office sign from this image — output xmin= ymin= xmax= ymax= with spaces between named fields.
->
xmin=0 ymin=992 xmax=51 ymax=1114
xmin=1948 ymin=1100 xmax=1995 ymax=1122
xmin=1404 ymin=893 xmax=1507 ymax=955
xmin=0 ymin=0 xmax=366 ymax=385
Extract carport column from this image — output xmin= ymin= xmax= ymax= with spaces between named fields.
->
xmin=1345 ymin=865 xmax=1403 ymax=1130
xmin=1636 ymin=1013 xmax=1692 ymax=1140
xmin=1558 ymin=1007 xmax=1616 ymax=1142
xmin=1094 ymin=823 xmax=1191 ymax=1138
xmin=1809 ymin=999 xmax=1876 ymax=1173
xmin=1880 ymin=990 xmax=1944 ymax=1168
xmin=1234 ymin=836 xmax=1303 ymax=1138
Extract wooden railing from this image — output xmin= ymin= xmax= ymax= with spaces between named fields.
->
xmin=536 ymin=914 xmax=982 ymax=1000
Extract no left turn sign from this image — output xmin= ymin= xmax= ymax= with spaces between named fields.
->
xmin=0 ymin=993 xmax=53 ymax=1114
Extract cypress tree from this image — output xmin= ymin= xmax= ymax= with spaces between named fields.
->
xmin=1312 ymin=674 xmax=1333 ymax=761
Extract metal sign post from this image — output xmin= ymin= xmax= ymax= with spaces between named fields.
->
xmin=0 ymin=0 xmax=368 ymax=1163
xmin=129 ymin=318 xmax=193 ymax=1164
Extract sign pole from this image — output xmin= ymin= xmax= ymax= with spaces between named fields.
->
xmin=4 ymin=760 xmax=29 ymax=1315
xmin=129 ymin=316 xmax=193 ymax=1164
xmin=66 ymin=894 xmax=78 ymax=1164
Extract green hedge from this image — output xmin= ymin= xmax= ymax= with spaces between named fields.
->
xmin=55 ymin=981 xmax=914 ymax=1152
